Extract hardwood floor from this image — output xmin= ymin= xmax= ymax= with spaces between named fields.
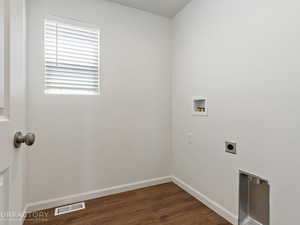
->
xmin=24 ymin=182 xmax=232 ymax=225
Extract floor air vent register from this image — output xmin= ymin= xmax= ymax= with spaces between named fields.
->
xmin=55 ymin=202 xmax=86 ymax=216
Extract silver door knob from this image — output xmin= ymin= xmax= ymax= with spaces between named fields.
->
xmin=14 ymin=132 xmax=36 ymax=148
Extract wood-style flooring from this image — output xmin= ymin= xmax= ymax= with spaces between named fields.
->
xmin=24 ymin=182 xmax=232 ymax=225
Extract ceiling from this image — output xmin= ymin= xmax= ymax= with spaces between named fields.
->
xmin=106 ymin=0 xmax=192 ymax=18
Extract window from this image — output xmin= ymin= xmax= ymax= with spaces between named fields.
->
xmin=44 ymin=19 xmax=100 ymax=95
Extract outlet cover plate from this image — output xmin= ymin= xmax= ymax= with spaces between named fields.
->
xmin=225 ymin=141 xmax=237 ymax=154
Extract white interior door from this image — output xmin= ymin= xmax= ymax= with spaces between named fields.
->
xmin=0 ymin=0 xmax=27 ymax=225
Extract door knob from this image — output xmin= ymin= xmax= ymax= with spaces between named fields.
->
xmin=14 ymin=132 xmax=36 ymax=148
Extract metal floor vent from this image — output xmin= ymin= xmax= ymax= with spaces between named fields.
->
xmin=54 ymin=202 xmax=85 ymax=216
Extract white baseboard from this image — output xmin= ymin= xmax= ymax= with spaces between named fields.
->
xmin=171 ymin=176 xmax=238 ymax=225
xmin=26 ymin=176 xmax=171 ymax=213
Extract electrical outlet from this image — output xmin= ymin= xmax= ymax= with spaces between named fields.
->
xmin=225 ymin=141 xmax=237 ymax=154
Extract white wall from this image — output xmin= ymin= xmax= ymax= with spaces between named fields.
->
xmin=27 ymin=0 xmax=300 ymax=224
xmin=26 ymin=0 xmax=171 ymax=204
xmin=172 ymin=0 xmax=300 ymax=224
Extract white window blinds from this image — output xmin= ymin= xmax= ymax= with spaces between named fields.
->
xmin=44 ymin=19 xmax=100 ymax=95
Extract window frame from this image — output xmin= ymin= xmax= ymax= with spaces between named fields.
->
xmin=43 ymin=16 xmax=100 ymax=96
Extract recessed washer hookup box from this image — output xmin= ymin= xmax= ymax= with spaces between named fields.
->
xmin=239 ymin=171 xmax=270 ymax=225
